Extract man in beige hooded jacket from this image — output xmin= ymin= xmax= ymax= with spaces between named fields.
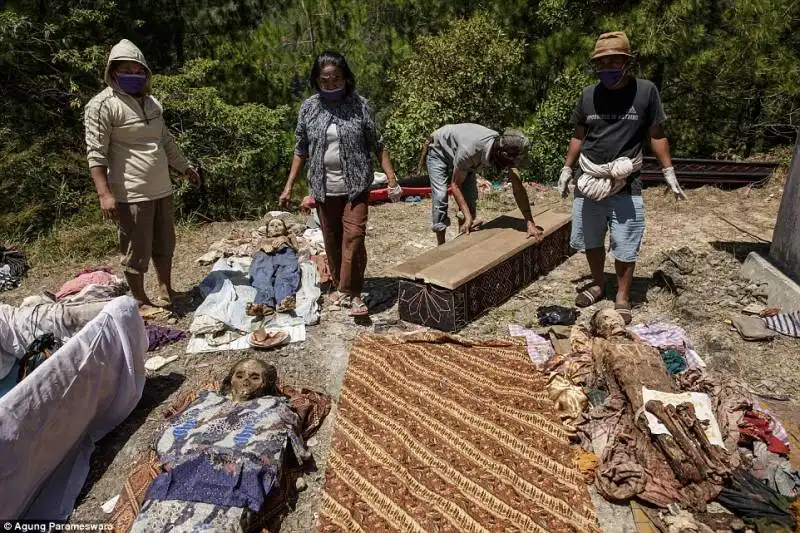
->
xmin=85 ymin=39 xmax=199 ymax=311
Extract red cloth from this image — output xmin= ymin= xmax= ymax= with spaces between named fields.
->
xmin=55 ymin=271 xmax=118 ymax=300
xmin=739 ymin=411 xmax=791 ymax=455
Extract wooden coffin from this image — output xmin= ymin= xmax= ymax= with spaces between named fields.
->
xmin=395 ymin=206 xmax=573 ymax=331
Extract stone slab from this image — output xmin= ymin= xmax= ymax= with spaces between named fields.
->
xmin=769 ymin=138 xmax=800 ymax=280
xmin=741 ymin=251 xmax=800 ymax=312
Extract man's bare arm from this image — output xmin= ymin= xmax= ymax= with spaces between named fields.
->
xmin=508 ymin=168 xmax=533 ymax=223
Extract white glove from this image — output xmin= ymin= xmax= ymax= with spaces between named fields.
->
xmin=558 ymin=167 xmax=573 ymax=198
xmin=662 ymin=167 xmax=687 ymax=200
xmin=388 ymin=184 xmax=403 ymax=203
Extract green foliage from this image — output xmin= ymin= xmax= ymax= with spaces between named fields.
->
xmin=384 ymin=13 xmax=527 ymax=174
xmin=590 ymin=0 xmax=800 ymax=155
xmin=525 ymin=67 xmax=594 ymax=182
xmin=0 ymin=130 xmax=88 ymax=241
xmin=153 ymin=61 xmax=296 ymax=220
xmin=25 ymin=202 xmax=118 ymax=266
xmin=0 ymin=3 xmax=117 ymax=243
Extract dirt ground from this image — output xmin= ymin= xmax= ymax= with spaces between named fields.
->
xmin=2 ymin=170 xmax=798 ymax=531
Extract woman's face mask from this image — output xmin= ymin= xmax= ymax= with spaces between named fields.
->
xmin=116 ymin=73 xmax=147 ymax=94
xmin=318 ymin=65 xmax=346 ymax=102
xmin=319 ymin=87 xmax=345 ymax=102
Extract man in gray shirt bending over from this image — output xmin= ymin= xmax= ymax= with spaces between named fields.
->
xmin=426 ymin=124 xmax=543 ymax=245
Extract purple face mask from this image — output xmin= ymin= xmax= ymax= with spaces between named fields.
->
xmin=116 ymin=73 xmax=147 ymax=95
xmin=598 ymin=69 xmax=624 ymax=89
xmin=319 ymin=87 xmax=345 ymax=102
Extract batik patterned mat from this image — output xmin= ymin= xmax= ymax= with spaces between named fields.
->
xmin=318 ymin=332 xmax=600 ymax=533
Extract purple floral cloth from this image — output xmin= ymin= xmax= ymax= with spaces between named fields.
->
xmin=143 ymin=390 xmax=309 ymax=514
xmin=508 ymin=324 xmax=555 ymax=366
xmin=147 ymin=454 xmax=273 ymax=512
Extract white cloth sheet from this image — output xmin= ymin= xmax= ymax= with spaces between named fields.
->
xmin=0 ymin=296 xmax=146 ymax=520
xmin=0 ymin=300 xmax=109 ymax=380
xmin=640 ymin=387 xmax=724 ymax=447
xmin=295 ymin=259 xmax=321 ymax=326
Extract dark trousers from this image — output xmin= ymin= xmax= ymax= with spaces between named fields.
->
xmin=316 ymin=192 xmax=368 ymax=296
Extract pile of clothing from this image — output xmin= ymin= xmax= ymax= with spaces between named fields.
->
xmin=511 ymin=309 xmax=799 ymax=530
xmin=0 ymin=244 xmax=29 ymax=292
xmin=731 ymin=307 xmax=800 ymax=340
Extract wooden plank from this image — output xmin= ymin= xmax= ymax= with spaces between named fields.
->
xmin=417 ymin=209 xmax=572 ymax=289
xmin=393 ymin=203 xmax=563 ymax=280
xmin=394 ymin=229 xmax=495 ymax=280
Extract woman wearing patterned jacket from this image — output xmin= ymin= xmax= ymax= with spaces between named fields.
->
xmin=279 ymin=51 xmax=399 ymax=317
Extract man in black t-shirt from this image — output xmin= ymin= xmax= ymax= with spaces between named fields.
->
xmin=558 ymin=31 xmax=687 ymax=324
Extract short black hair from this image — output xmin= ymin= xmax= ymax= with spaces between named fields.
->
xmin=309 ymin=51 xmax=356 ymax=95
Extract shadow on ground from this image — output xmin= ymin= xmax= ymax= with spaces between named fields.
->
xmin=75 ymin=372 xmax=186 ymax=505
xmin=363 ymin=276 xmax=399 ymax=315
xmin=710 ymin=240 xmax=771 ymax=263
xmin=168 ymin=291 xmax=203 ymax=318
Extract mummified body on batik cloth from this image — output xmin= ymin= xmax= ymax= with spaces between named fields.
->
xmin=579 ymin=309 xmax=743 ymax=511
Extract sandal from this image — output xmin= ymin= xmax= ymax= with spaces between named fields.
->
xmin=575 ymin=287 xmax=604 ymax=308
xmin=248 ymin=329 xmax=289 ymax=349
xmin=615 ymin=303 xmax=632 ymax=325
xmin=328 ymin=291 xmax=346 ymax=306
xmin=246 ymin=303 xmax=275 ymax=318
xmin=349 ymin=297 xmax=369 ymax=317
xmin=276 ymin=297 xmax=296 ymax=313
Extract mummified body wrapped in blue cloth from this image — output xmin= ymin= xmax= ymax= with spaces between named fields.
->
xmin=131 ymin=359 xmax=310 ymax=533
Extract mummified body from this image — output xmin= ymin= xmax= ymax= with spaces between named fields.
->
xmin=221 ymin=358 xmax=279 ymax=402
xmin=588 ymin=309 xmax=733 ymax=509
xmin=247 ymin=219 xmax=301 ymax=317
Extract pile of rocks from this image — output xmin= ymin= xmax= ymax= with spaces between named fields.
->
xmin=719 ymin=278 xmax=770 ymax=309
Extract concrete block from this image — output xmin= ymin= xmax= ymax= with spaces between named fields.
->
xmin=770 ymin=138 xmax=800 ymax=280
xmin=741 ymin=252 xmax=800 ymax=312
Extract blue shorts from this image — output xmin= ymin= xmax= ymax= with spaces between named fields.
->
xmin=570 ymin=191 xmax=645 ymax=263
